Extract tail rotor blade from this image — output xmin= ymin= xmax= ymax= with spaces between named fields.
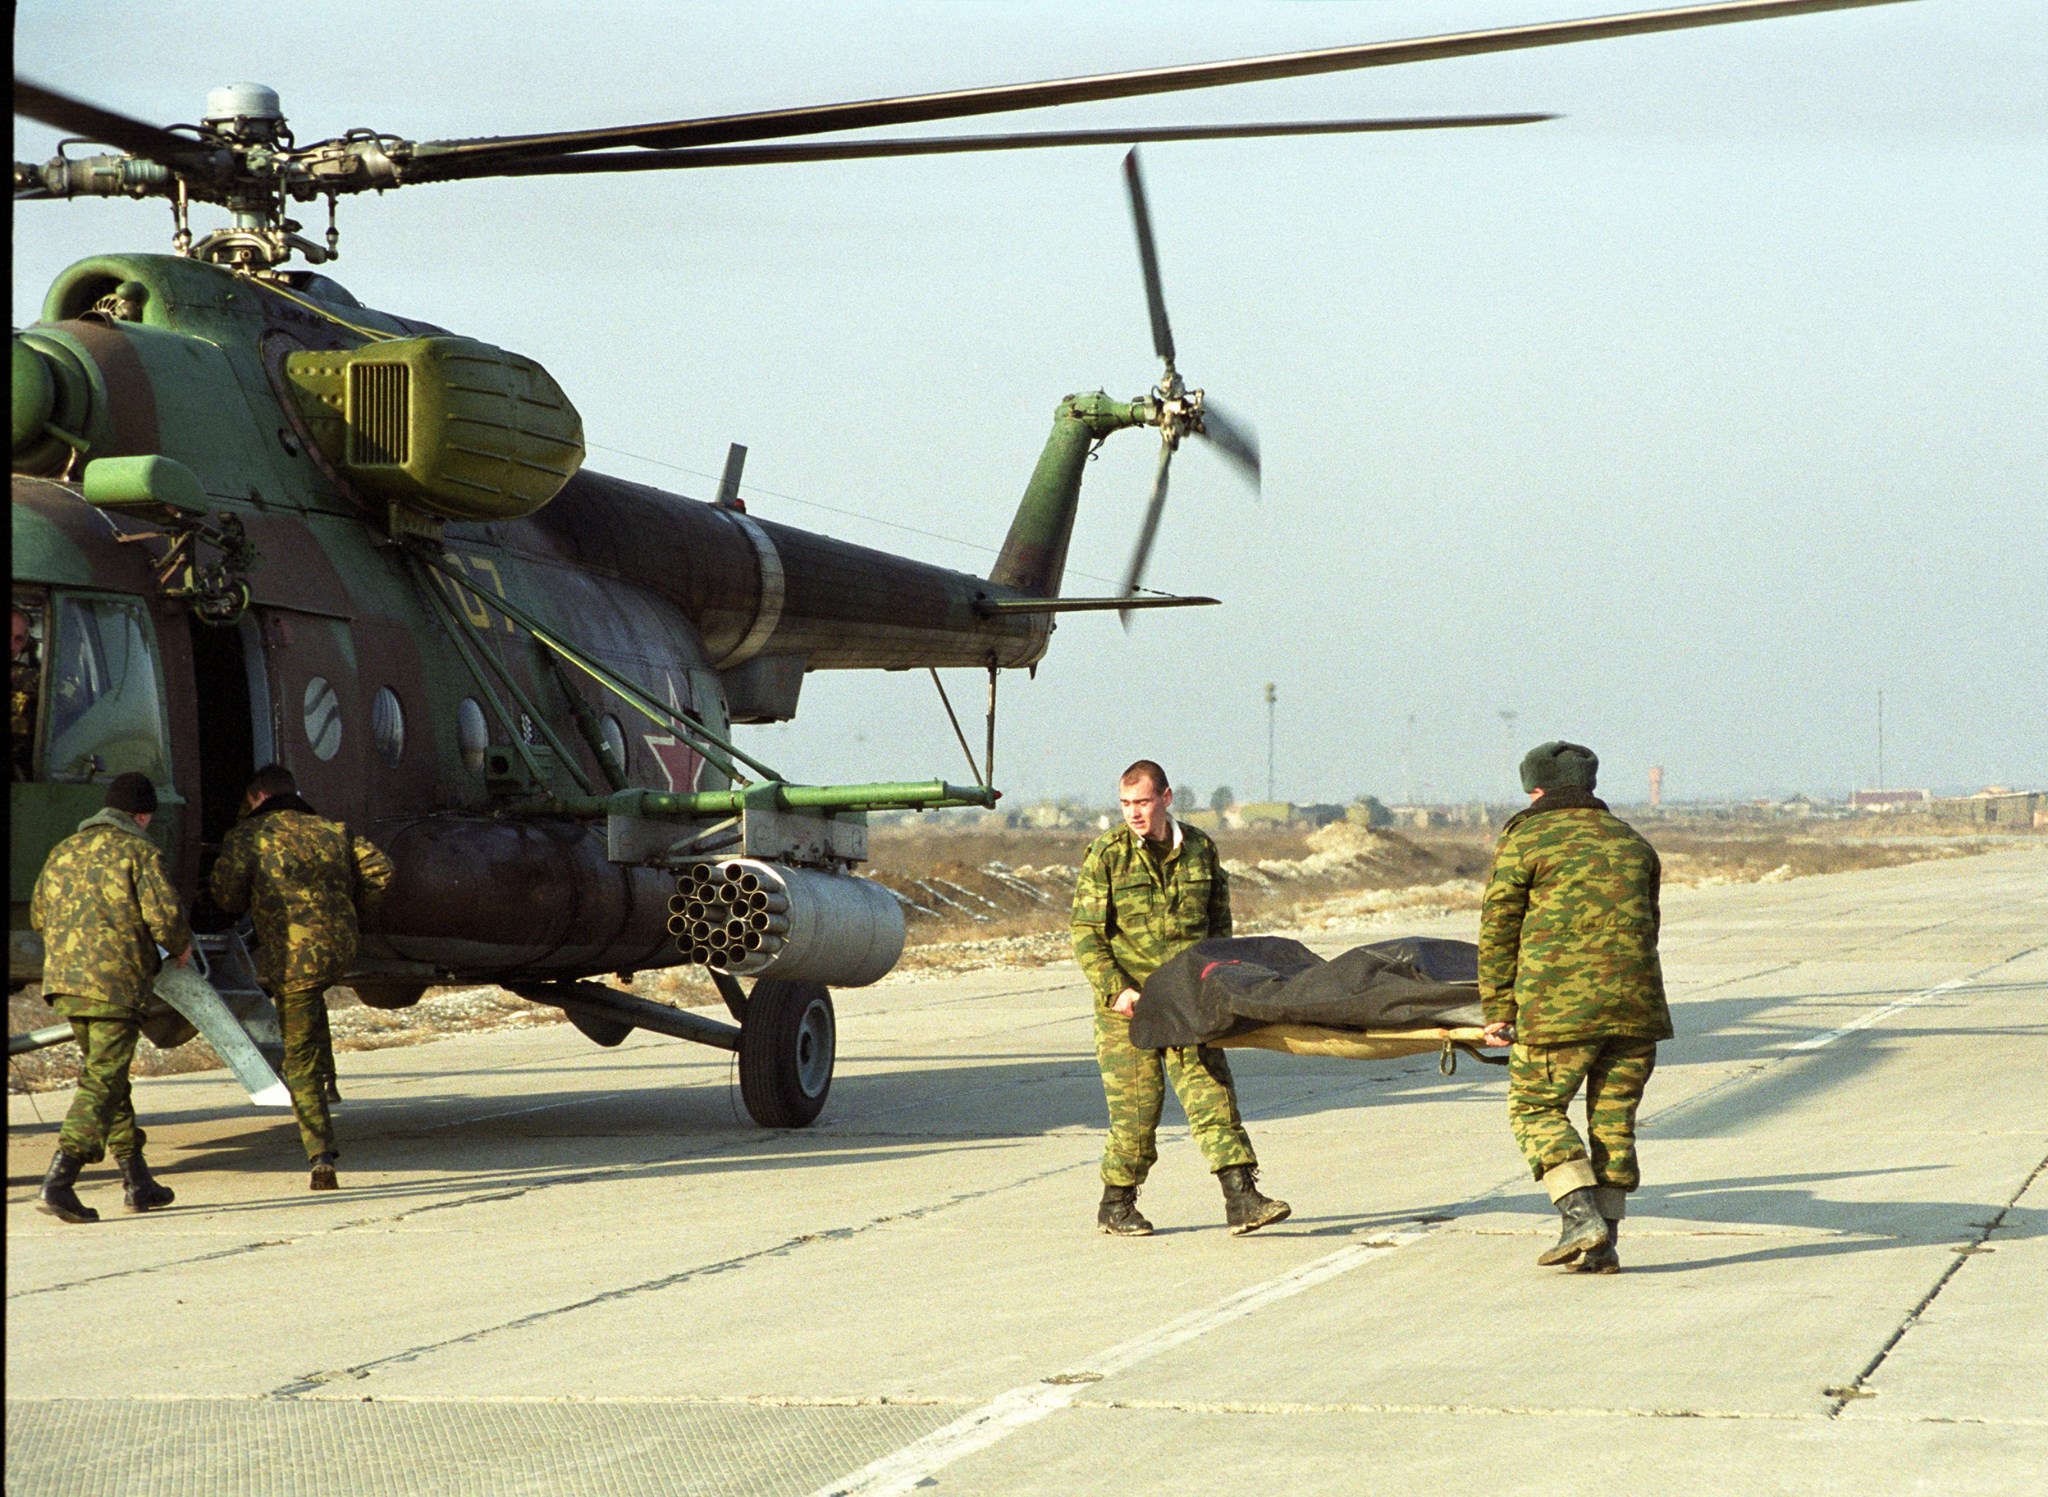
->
xmin=1123 ymin=148 xmax=1175 ymax=369
xmin=1199 ymin=401 xmax=1261 ymax=490
xmin=1119 ymin=441 xmax=1175 ymax=628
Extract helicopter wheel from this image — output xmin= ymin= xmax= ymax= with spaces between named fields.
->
xmin=738 ymin=979 xmax=835 ymax=1128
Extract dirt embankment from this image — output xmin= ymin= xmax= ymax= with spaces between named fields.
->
xmin=9 ymin=817 xmax=2013 ymax=1092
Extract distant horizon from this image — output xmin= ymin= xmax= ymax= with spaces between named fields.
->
xmin=928 ymin=782 xmax=2043 ymax=814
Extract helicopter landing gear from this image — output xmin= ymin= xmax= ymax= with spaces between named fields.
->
xmin=739 ymin=979 xmax=835 ymax=1129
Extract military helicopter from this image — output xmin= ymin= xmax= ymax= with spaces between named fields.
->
xmin=10 ymin=0 xmax=1905 ymax=1127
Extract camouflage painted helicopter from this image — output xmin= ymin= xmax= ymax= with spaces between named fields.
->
xmin=10 ymin=0 xmax=1903 ymax=1126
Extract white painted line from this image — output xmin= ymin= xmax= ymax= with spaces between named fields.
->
xmin=1785 ymin=977 xmax=1971 ymax=1052
xmin=811 ymin=1228 xmax=1431 ymax=1497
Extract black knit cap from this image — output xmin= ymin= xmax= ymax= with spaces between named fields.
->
xmin=1519 ymin=741 xmax=1599 ymax=794
xmin=105 ymin=772 xmax=158 ymax=816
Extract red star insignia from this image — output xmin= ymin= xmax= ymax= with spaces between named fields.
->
xmin=642 ymin=678 xmax=705 ymax=792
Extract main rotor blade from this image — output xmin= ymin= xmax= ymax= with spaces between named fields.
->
xmin=402 ymin=1 xmax=1908 ymax=176
xmin=1199 ymin=403 xmax=1262 ymax=489
xmin=12 ymin=78 xmax=215 ymax=175
xmin=1124 ymin=149 xmax=1175 ymax=369
xmin=1120 ymin=442 xmax=1176 ymax=628
xmin=471 ymin=114 xmax=1553 ymax=181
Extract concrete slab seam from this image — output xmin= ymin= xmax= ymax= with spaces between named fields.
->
xmin=12 ymin=1085 xmax=886 ymax=1300
xmin=1081 ymin=1395 xmax=2046 ymax=1426
xmin=266 ymin=1154 xmax=1096 ymax=1398
xmin=1825 ymin=1149 xmax=2048 ymax=1420
xmin=808 ymin=1229 xmax=1433 ymax=1497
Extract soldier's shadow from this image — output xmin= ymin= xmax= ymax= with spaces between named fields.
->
xmin=1189 ymin=1164 xmax=2044 ymax=1267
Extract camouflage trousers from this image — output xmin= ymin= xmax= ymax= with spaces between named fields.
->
xmin=59 ymin=1017 xmax=146 ymax=1163
xmin=1508 ymin=1037 xmax=1658 ymax=1191
xmin=278 ymin=988 xmax=337 ymax=1161
xmin=1093 ymin=1006 xmax=1255 ymax=1187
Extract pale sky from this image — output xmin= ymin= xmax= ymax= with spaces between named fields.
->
xmin=14 ymin=1 xmax=2046 ymax=808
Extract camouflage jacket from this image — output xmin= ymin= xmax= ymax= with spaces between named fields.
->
xmin=1072 ymin=819 xmax=1232 ymax=1004
xmin=210 ymin=796 xmax=394 ymax=994
xmin=30 ymin=808 xmax=191 ymax=1019
xmin=1478 ymin=791 xmax=1671 ymax=1043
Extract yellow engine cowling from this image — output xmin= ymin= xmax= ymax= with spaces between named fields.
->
xmin=285 ymin=336 xmax=584 ymax=528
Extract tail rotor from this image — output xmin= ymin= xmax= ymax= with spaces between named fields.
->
xmin=1117 ymin=147 xmax=1261 ymax=625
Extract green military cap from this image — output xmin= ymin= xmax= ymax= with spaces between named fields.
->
xmin=1520 ymin=741 xmax=1599 ymax=793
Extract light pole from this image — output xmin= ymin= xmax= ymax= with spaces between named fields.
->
xmin=1498 ymin=708 xmax=1519 ymax=794
xmin=1264 ymin=682 xmax=1277 ymax=803
xmin=1402 ymin=712 xmax=1416 ymax=806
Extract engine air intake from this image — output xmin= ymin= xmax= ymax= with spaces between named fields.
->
xmin=285 ymin=334 xmax=583 ymax=528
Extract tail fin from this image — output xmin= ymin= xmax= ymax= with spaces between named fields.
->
xmin=989 ymin=393 xmax=1145 ymax=596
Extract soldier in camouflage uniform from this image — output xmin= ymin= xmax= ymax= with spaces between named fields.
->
xmin=1072 ymin=760 xmax=1289 ymax=1237
xmin=12 ymin=603 xmax=39 ymax=781
xmin=29 ymin=773 xmax=190 ymax=1223
xmin=1479 ymin=741 xmax=1672 ymax=1273
xmin=210 ymin=764 xmax=394 ymax=1191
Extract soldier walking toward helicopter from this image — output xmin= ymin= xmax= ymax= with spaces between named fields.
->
xmin=210 ymin=764 xmax=393 ymax=1191
xmin=30 ymin=772 xmax=189 ymax=1223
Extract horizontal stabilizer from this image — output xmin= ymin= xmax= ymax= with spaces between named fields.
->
xmin=974 ymin=594 xmax=1218 ymax=616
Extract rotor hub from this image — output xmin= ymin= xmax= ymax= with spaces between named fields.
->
xmin=202 ymin=83 xmax=286 ymax=144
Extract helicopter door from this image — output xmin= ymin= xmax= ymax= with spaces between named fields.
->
xmin=9 ymin=591 xmax=181 ymax=951
xmin=188 ymin=614 xmax=272 ymax=847
xmin=251 ymin=609 xmax=363 ymax=821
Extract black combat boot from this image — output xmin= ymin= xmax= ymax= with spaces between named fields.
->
xmin=116 ymin=1152 xmax=175 ymax=1212
xmin=37 ymin=1148 xmax=99 ymax=1224
xmin=1538 ymin=1187 xmax=1611 ymax=1266
xmin=1218 ymin=1165 xmax=1290 ymax=1235
xmin=309 ymin=1152 xmax=340 ymax=1191
xmin=322 ymin=1076 xmax=343 ymax=1106
xmin=1575 ymin=1219 xmax=1622 ymax=1274
xmin=1097 ymin=1183 xmax=1153 ymax=1236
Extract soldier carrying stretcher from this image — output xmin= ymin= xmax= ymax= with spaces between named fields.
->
xmin=1479 ymin=740 xmax=1672 ymax=1274
xmin=1071 ymin=759 xmax=1290 ymax=1238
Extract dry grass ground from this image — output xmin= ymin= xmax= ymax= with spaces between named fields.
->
xmin=9 ymin=815 xmax=2018 ymax=1093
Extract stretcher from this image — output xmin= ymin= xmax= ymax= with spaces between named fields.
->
xmin=1135 ymin=934 xmax=1509 ymax=1073
xmin=1215 ymin=1022 xmax=1505 ymax=1073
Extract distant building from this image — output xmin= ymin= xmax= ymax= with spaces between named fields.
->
xmin=1222 ymin=801 xmax=1346 ymax=830
xmin=1848 ymin=789 xmax=1931 ymax=812
xmin=1016 ymin=800 xmax=1095 ymax=830
xmin=1924 ymin=789 xmax=2044 ymax=828
xmin=1387 ymin=804 xmax=1448 ymax=829
xmin=1346 ymin=797 xmax=1394 ymax=830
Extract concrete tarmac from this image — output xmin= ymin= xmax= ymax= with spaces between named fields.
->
xmin=7 ymin=846 xmax=2045 ymax=1496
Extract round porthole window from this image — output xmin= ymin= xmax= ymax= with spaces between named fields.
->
xmin=457 ymin=698 xmax=489 ymax=774
xmin=372 ymin=687 xmax=405 ymax=767
xmin=600 ymin=713 xmax=628 ymax=774
xmin=302 ymin=676 xmax=342 ymax=760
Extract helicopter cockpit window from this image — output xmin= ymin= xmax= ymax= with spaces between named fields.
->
xmin=43 ymin=595 xmax=171 ymax=785
xmin=372 ymin=687 xmax=405 ymax=767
